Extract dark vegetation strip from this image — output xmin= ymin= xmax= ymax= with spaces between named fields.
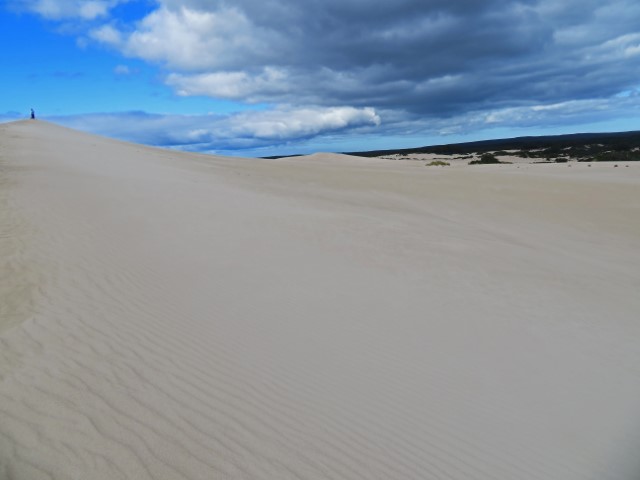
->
xmin=343 ymin=130 xmax=640 ymax=162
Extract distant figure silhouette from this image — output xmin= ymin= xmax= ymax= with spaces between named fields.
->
xmin=30 ymin=109 xmax=35 ymax=120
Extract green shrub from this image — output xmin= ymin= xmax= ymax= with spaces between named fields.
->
xmin=593 ymin=151 xmax=640 ymax=162
xmin=426 ymin=160 xmax=450 ymax=166
xmin=469 ymin=153 xmax=502 ymax=165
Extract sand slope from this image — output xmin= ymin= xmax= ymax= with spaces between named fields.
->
xmin=1 ymin=120 xmax=640 ymax=480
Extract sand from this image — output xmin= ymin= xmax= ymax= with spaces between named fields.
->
xmin=1 ymin=120 xmax=639 ymax=480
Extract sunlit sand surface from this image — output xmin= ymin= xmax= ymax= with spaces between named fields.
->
xmin=1 ymin=120 xmax=639 ymax=479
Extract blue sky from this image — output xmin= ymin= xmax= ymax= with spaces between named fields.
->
xmin=2 ymin=0 xmax=640 ymax=156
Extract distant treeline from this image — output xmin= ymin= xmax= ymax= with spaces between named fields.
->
xmin=345 ymin=130 xmax=640 ymax=161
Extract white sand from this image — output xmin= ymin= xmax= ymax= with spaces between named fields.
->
xmin=1 ymin=120 xmax=640 ymax=480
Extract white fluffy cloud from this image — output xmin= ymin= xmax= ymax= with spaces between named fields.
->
xmin=227 ymin=107 xmax=380 ymax=140
xmin=116 ymin=5 xmax=281 ymax=71
xmin=166 ymin=68 xmax=289 ymax=101
xmin=90 ymin=24 xmax=122 ymax=43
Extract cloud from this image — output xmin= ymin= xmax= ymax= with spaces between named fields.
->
xmin=51 ymin=106 xmax=381 ymax=154
xmin=90 ymin=24 xmax=122 ymax=43
xmin=44 ymin=90 xmax=640 ymax=156
xmin=227 ymin=106 xmax=380 ymax=140
xmin=16 ymin=0 xmax=129 ymax=19
xmin=113 ymin=64 xmax=131 ymax=75
xmin=0 ymin=111 xmax=24 ymax=123
xmin=382 ymin=92 xmax=640 ymax=138
xmin=116 ymin=5 xmax=279 ymax=71
xmin=166 ymin=68 xmax=289 ymax=102
xmin=13 ymin=0 xmax=640 ymax=153
xmin=83 ymin=0 xmax=640 ymax=119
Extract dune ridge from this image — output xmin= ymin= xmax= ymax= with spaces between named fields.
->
xmin=1 ymin=120 xmax=640 ymax=479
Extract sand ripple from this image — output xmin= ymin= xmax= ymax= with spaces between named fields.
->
xmin=1 ymin=121 xmax=640 ymax=479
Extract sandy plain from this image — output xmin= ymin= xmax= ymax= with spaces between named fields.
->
xmin=1 ymin=120 xmax=639 ymax=479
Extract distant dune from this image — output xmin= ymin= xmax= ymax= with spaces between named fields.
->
xmin=1 ymin=120 xmax=640 ymax=480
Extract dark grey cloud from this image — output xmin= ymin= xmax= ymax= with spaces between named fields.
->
xmin=89 ymin=0 xmax=640 ymax=119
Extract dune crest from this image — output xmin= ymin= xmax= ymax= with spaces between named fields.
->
xmin=1 ymin=120 xmax=640 ymax=480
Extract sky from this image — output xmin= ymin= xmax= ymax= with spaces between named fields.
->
xmin=1 ymin=0 xmax=640 ymax=157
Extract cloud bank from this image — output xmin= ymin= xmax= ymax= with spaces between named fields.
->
xmin=32 ymin=91 xmax=638 ymax=157
xmin=12 ymin=0 xmax=640 ymax=153
xmin=50 ymin=106 xmax=381 ymax=155
xmin=90 ymin=0 xmax=640 ymax=114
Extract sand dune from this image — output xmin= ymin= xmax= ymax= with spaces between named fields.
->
xmin=1 ymin=120 xmax=639 ymax=479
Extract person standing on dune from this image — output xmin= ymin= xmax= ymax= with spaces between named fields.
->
xmin=30 ymin=109 xmax=35 ymax=120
